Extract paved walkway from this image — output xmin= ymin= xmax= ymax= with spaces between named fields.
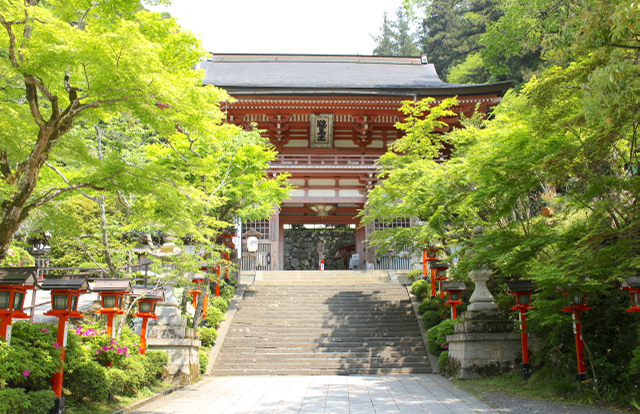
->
xmin=130 ymin=375 xmax=497 ymax=414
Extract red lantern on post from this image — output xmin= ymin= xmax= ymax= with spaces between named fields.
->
xmin=428 ymin=261 xmax=449 ymax=298
xmin=41 ymin=276 xmax=90 ymax=411
xmin=622 ymin=276 xmax=640 ymax=312
xmin=423 ymin=248 xmax=438 ymax=282
xmin=558 ymin=286 xmax=591 ymax=381
xmin=190 ymin=273 xmax=207 ymax=320
xmin=92 ymin=279 xmax=132 ymax=338
xmin=221 ymin=234 xmax=235 ymax=283
xmin=506 ymin=280 xmax=536 ymax=380
xmin=131 ymin=287 xmax=164 ymax=355
xmin=441 ymin=281 xmax=466 ymax=319
xmin=0 ymin=267 xmax=38 ymax=343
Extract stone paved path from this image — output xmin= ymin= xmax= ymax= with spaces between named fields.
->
xmin=130 ymin=375 xmax=498 ymax=414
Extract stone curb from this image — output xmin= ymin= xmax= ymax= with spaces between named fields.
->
xmin=406 ymin=286 xmax=439 ymax=373
xmin=204 ymin=284 xmax=246 ymax=375
xmin=111 ymin=384 xmax=183 ymax=414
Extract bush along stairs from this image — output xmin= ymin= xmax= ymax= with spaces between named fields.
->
xmin=210 ymin=272 xmax=432 ymax=375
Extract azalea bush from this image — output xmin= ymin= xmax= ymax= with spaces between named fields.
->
xmin=0 ymin=322 xmax=59 ymax=414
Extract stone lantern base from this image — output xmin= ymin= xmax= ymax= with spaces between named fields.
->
xmin=446 ymin=310 xmax=521 ymax=379
xmin=145 ymin=283 xmax=201 ymax=384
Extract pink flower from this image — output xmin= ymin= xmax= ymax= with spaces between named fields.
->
xmin=102 ymin=345 xmax=108 ymax=351
xmin=43 ymin=328 xmax=49 ymax=333
xmin=23 ymin=369 xmax=30 ymax=377
xmin=54 ymin=342 xmax=60 ymax=350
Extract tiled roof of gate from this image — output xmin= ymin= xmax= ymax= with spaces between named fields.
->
xmin=201 ymin=54 xmax=512 ymax=97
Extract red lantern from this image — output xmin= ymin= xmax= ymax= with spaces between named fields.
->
xmin=131 ymin=287 xmax=164 ymax=355
xmin=558 ymin=286 xmax=591 ymax=381
xmin=428 ymin=261 xmax=449 ymax=298
xmin=92 ymin=279 xmax=132 ymax=337
xmin=221 ymin=234 xmax=235 ymax=282
xmin=441 ymin=281 xmax=466 ymax=319
xmin=190 ymin=273 xmax=208 ymax=319
xmin=622 ymin=276 xmax=640 ymax=312
xmin=506 ymin=280 xmax=536 ymax=380
xmin=0 ymin=267 xmax=38 ymax=343
xmin=422 ymin=248 xmax=438 ymax=282
xmin=41 ymin=276 xmax=90 ymax=407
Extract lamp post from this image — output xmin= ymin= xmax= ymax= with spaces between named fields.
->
xmin=558 ymin=286 xmax=591 ymax=381
xmin=0 ymin=267 xmax=38 ymax=343
xmin=190 ymin=273 xmax=208 ymax=319
xmin=428 ymin=260 xmax=449 ymax=298
xmin=423 ymin=248 xmax=437 ymax=281
xmin=622 ymin=276 xmax=640 ymax=312
xmin=221 ymin=234 xmax=235 ymax=283
xmin=506 ymin=280 xmax=536 ymax=380
xmin=441 ymin=281 xmax=466 ymax=319
xmin=92 ymin=279 xmax=132 ymax=338
xmin=243 ymin=229 xmax=262 ymax=272
xmin=131 ymin=287 xmax=164 ymax=355
xmin=41 ymin=276 xmax=90 ymax=413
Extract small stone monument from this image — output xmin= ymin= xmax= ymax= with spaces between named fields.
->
xmin=146 ymin=282 xmax=201 ymax=384
xmin=446 ymin=226 xmax=521 ymax=378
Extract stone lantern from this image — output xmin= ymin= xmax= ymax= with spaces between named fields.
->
xmin=506 ymin=280 xmax=536 ymax=380
xmin=0 ymin=267 xmax=38 ymax=343
xmin=92 ymin=279 xmax=132 ymax=337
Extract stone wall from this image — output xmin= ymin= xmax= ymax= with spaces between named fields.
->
xmin=283 ymin=228 xmax=355 ymax=270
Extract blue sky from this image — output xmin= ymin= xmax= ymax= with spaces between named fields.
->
xmin=148 ymin=0 xmax=407 ymax=55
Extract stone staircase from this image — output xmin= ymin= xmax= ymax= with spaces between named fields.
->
xmin=210 ymin=272 xmax=431 ymax=375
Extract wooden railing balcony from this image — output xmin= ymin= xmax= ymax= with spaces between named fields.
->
xmin=269 ymin=154 xmax=379 ymax=169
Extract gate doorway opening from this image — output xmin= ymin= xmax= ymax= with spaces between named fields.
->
xmin=283 ymin=224 xmax=356 ymax=271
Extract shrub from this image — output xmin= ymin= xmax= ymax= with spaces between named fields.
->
xmin=438 ymin=350 xmax=449 ymax=373
xmin=119 ymin=355 xmax=145 ymax=391
xmin=142 ymin=351 xmax=168 ymax=385
xmin=198 ymin=326 xmax=218 ymax=348
xmin=422 ymin=311 xmax=442 ymax=331
xmin=210 ymin=295 xmax=229 ymax=313
xmin=411 ymin=280 xmax=430 ymax=301
xmin=106 ymin=368 xmax=137 ymax=397
xmin=427 ymin=319 xmax=455 ymax=356
xmin=0 ymin=388 xmax=55 ymax=414
xmin=205 ymin=307 xmax=225 ymax=328
xmin=418 ymin=297 xmax=441 ymax=314
xmin=65 ymin=360 xmax=109 ymax=402
xmin=199 ymin=349 xmax=209 ymax=374
xmin=221 ymin=284 xmax=236 ymax=301
xmin=0 ymin=245 xmax=35 ymax=267
xmin=0 ymin=322 xmax=61 ymax=391
xmin=407 ymin=269 xmax=422 ymax=282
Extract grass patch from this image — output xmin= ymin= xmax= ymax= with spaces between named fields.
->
xmin=65 ymin=382 xmax=172 ymax=414
xmin=453 ymin=371 xmax=634 ymax=412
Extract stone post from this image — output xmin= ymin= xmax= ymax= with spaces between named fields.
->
xmin=147 ymin=282 xmax=201 ymax=384
xmin=446 ymin=266 xmax=521 ymax=378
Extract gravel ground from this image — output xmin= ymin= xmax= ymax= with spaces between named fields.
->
xmin=475 ymin=391 xmax=631 ymax=414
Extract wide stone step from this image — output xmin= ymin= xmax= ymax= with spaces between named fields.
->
xmin=210 ymin=367 xmax=431 ymax=375
xmin=210 ymin=278 xmax=430 ymax=375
